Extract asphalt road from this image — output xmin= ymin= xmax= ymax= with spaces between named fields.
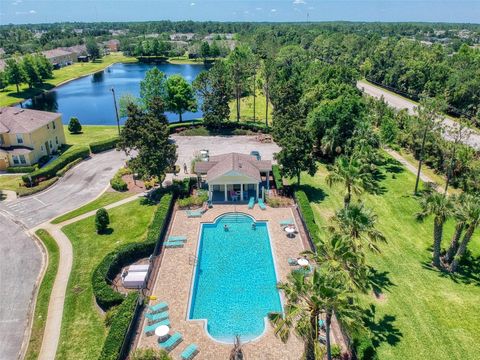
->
xmin=357 ymin=80 xmax=480 ymax=151
xmin=0 ymin=149 xmax=125 ymax=360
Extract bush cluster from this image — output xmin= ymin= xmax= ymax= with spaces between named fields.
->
xmin=272 ymin=165 xmax=283 ymax=191
xmin=98 ymin=292 xmax=139 ymax=360
xmin=22 ymin=146 xmax=90 ymax=186
xmin=167 ymin=119 xmax=270 ymax=135
xmin=91 ymin=193 xmax=174 ymax=310
xmin=352 ymin=332 xmax=378 ymax=360
xmin=17 ymin=177 xmax=59 ymax=197
xmin=7 ymin=165 xmax=36 ymax=173
xmin=110 ymin=167 xmax=131 ymax=192
xmin=294 ymin=190 xmax=320 ymax=244
xmin=177 ymin=192 xmax=208 ymax=209
xmin=90 ymin=137 xmax=120 ymax=154
xmin=55 ymin=158 xmax=83 ymax=177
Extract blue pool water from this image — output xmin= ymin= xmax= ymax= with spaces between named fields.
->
xmin=189 ymin=213 xmax=282 ymax=343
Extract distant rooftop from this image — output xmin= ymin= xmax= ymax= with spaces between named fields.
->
xmin=0 ymin=107 xmax=60 ymax=134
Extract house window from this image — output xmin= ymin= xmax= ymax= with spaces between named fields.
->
xmin=47 ymin=123 xmax=49 ymax=130
xmin=41 ymin=145 xmax=44 ymax=151
xmin=52 ymin=121 xmax=56 ymax=129
xmin=16 ymin=134 xmax=24 ymax=144
xmin=49 ymin=140 xmax=53 ymax=149
xmin=12 ymin=155 xmax=19 ymax=165
xmin=19 ymin=155 xmax=26 ymax=164
xmin=55 ymin=136 xmax=58 ymax=145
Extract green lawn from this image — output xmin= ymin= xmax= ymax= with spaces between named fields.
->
xmin=299 ymin=160 xmax=480 ymax=359
xmin=51 ymin=191 xmax=133 ymax=224
xmin=0 ymin=175 xmax=23 ymax=192
xmin=57 ymin=199 xmax=156 ymax=360
xmin=229 ymin=91 xmax=273 ymax=124
xmin=0 ymin=53 xmax=137 ymax=107
xmin=64 ymin=125 xmax=119 ymax=147
xmin=25 ymin=230 xmax=59 ymax=360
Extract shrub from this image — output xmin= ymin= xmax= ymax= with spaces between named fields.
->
xmin=68 ymin=117 xmax=82 ymax=134
xmin=17 ymin=177 xmax=59 ymax=197
xmin=294 ymin=190 xmax=320 ymax=244
xmin=95 ymin=208 xmax=110 ymax=234
xmin=353 ymin=333 xmax=378 ymax=360
xmin=38 ymin=155 xmax=51 ymax=167
xmin=7 ymin=165 xmax=35 ymax=173
xmin=110 ymin=167 xmax=130 ymax=192
xmin=90 ymin=137 xmax=119 ymax=154
xmin=272 ymin=165 xmax=283 ymax=191
xmin=177 ymin=192 xmax=208 ymax=209
xmin=98 ymin=292 xmax=138 ymax=360
xmin=22 ymin=146 xmax=90 ymax=186
xmin=92 ymin=193 xmax=174 ymax=310
xmin=55 ymin=158 xmax=82 ymax=177
xmin=331 ymin=344 xmax=342 ymax=359
xmin=265 ymin=195 xmax=290 ymax=208
xmin=104 ymin=306 xmax=119 ymax=327
xmin=131 ymin=348 xmax=172 ymax=360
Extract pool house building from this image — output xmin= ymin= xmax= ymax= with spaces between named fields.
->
xmin=194 ymin=152 xmax=271 ymax=203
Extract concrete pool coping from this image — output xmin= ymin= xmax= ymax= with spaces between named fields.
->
xmin=185 ymin=212 xmax=284 ymax=345
xmin=136 ymin=204 xmax=306 ymax=359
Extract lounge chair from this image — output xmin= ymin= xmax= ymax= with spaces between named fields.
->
xmin=186 ymin=208 xmax=206 ymax=218
xmin=148 ymin=301 xmax=168 ymax=313
xmin=145 ymin=310 xmax=169 ymax=324
xmin=248 ymin=197 xmax=255 ymax=209
xmin=280 ymin=218 xmax=294 ymax=226
xmin=258 ymin=198 xmax=267 ymax=210
xmin=158 ymin=332 xmax=183 ymax=352
xmin=168 ymin=235 xmax=187 ymax=242
xmin=288 ymin=257 xmax=298 ymax=266
xmin=144 ymin=318 xmax=170 ymax=335
xmin=181 ymin=344 xmax=199 ymax=360
xmin=165 ymin=240 xmax=184 ymax=248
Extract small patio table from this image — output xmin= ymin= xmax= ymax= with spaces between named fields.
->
xmin=285 ymin=227 xmax=296 ymax=238
xmin=155 ymin=325 xmax=170 ymax=340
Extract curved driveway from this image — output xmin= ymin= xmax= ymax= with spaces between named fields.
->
xmin=357 ymin=80 xmax=480 ymax=151
xmin=0 ymin=149 xmax=126 ymax=360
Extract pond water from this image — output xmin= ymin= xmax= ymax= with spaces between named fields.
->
xmin=18 ymin=62 xmax=207 ymax=125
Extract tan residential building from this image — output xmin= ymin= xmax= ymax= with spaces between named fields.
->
xmin=41 ymin=48 xmax=77 ymax=67
xmin=0 ymin=107 xmax=66 ymax=170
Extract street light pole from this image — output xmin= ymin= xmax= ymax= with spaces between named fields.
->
xmin=111 ymin=87 xmax=120 ymax=136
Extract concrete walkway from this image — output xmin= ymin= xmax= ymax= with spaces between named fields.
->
xmin=32 ymin=193 xmax=142 ymax=360
xmin=385 ymin=148 xmax=434 ymax=185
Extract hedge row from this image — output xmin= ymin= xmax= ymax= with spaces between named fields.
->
xmin=17 ymin=177 xmax=59 ymax=197
xmin=22 ymin=146 xmax=90 ymax=186
xmin=55 ymin=158 xmax=83 ymax=177
xmin=98 ymin=292 xmax=139 ymax=360
xmin=167 ymin=119 xmax=270 ymax=134
xmin=90 ymin=137 xmax=120 ymax=154
xmin=294 ymin=190 xmax=320 ymax=245
xmin=7 ymin=165 xmax=36 ymax=173
xmin=272 ymin=165 xmax=283 ymax=191
xmin=92 ymin=193 xmax=174 ymax=310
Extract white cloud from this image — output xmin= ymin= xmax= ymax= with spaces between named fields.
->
xmin=29 ymin=9 xmax=36 ymax=14
xmin=293 ymin=0 xmax=306 ymax=4
xmin=12 ymin=0 xmax=23 ymax=5
xmin=243 ymin=10 xmax=249 ymax=14
xmin=190 ymin=2 xmax=195 ymax=6
xmin=255 ymin=7 xmax=262 ymax=11
xmin=270 ymin=8 xmax=277 ymax=13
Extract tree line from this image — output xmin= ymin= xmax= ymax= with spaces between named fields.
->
xmin=0 ymin=54 xmax=53 ymax=92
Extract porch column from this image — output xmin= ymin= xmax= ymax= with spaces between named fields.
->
xmin=266 ymin=171 xmax=270 ymax=190
xmin=240 ymin=184 xmax=244 ymax=201
xmin=208 ymin=184 xmax=212 ymax=201
xmin=224 ymin=185 xmax=228 ymax=202
xmin=256 ymin=183 xmax=259 ymax=200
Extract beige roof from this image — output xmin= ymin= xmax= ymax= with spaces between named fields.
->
xmin=0 ymin=146 xmax=33 ymax=155
xmin=41 ymin=48 xmax=74 ymax=59
xmin=0 ymin=107 xmax=60 ymax=134
xmin=195 ymin=153 xmax=272 ymax=183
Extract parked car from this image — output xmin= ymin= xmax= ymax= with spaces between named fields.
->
xmin=250 ymin=150 xmax=261 ymax=160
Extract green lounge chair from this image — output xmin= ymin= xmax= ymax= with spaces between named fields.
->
xmin=144 ymin=318 xmax=170 ymax=335
xmin=165 ymin=240 xmax=184 ymax=248
xmin=186 ymin=209 xmax=205 ymax=218
xmin=148 ymin=302 xmax=168 ymax=313
xmin=288 ymin=257 xmax=298 ymax=266
xmin=248 ymin=197 xmax=255 ymax=209
xmin=181 ymin=344 xmax=199 ymax=360
xmin=159 ymin=332 xmax=183 ymax=352
xmin=258 ymin=198 xmax=267 ymax=210
xmin=280 ymin=218 xmax=294 ymax=226
xmin=168 ymin=235 xmax=187 ymax=242
xmin=145 ymin=310 xmax=169 ymax=324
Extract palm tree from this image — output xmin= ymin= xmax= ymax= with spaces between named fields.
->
xmin=450 ymin=195 xmax=480 ymax=273
xmin=444 ymin=194 xmax=468 ymax=263
xmin=416 ymin=192 xmax=454 ymax=268
xmin=329 ymin=203 xmax=386 ymax=253
xmin=269 ymin=267 xmax=362 ymax=360
xmin=326 ymin=156 xmax=373 ymax=208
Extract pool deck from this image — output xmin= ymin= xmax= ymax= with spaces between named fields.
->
xmin=137 ymin=204 xmax=307 ymax=359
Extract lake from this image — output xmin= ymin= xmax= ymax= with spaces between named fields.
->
xmin=18 ymin=62 xmax=207 ymax=125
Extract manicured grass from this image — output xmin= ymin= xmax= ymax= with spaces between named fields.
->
xmin=167 ymin=56 xmax=209 ymax=64
xmin=57 ymin=199 xmax=156 ymax=360
xmin=0 ymin=53 xmax=137 ymax=107
xmin=0 ymin=174 xmax=23 ymax=192
xmin=229 ymin=91 xmax=273 ymax=124
xmin=64 ymin=125 xmax=119 ymax=147
xmin=25 ymin=229 xmax=60 ymax=360
xmin=299 ymin=160 xmax=480 ymax=359
xmin=51 ymin=191 xmax=133 ymax=224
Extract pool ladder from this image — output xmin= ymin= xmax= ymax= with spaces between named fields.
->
xmin=189 ymin=254 xmax=198 ymax=266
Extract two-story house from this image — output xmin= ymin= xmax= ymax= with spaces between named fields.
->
xmin=0 ymin=107 xmax=66 ymax=170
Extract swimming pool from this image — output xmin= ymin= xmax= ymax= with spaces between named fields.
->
xmin=188 ymin=213 xmax=282 ymax=343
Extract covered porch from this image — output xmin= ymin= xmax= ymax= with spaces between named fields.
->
xmin=209 ymin=183 xmax=260 ymax=203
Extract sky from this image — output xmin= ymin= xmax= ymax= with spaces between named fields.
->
xmin=0 ymin=0 xmax=479 ymax=25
